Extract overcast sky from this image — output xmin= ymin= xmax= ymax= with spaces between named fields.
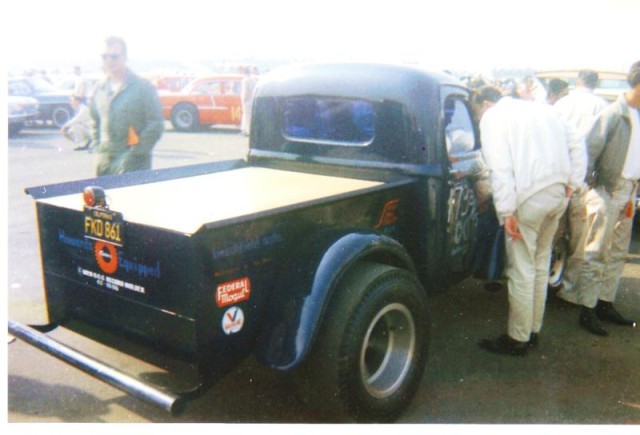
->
xmin=3 ymin=0 xmax=639 ymax=74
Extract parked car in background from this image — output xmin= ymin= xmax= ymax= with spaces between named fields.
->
xmin=8 ymin=76 xmax=73 ymax=128
xmin=159 ymin=74 xmax=243 ymax=131
xmin=536 ymin=70 xmax=629 ymax=102
xmin=8 ymin=95 xmax=39 ymax=137
xmin=52 ymin=72 xmax=101 ymax=103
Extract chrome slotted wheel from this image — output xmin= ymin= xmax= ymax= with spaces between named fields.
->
xmin=360 ymin=302 xmax=416 ymax=399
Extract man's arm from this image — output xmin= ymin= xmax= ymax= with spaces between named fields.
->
xmin=584 ymin=110 xmax=611 ymax=186
xmin=563 ymin=120 xmax=587 ymax=192
xmin=480 ymin=113 xmax=517 ymax=219
xmin=130 ymin=82 xmax=164 ymax=155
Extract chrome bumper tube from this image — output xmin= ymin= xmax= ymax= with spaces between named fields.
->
xmin=8 ymin=320 xmax=187 ymax=414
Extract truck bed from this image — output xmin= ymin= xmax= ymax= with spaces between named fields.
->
xmin=38 ymin=167 xmax=383 ymax=234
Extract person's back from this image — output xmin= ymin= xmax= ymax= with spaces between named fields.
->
xmin=554 ymin=87 xmax=608 ymax=137
xmin=476 ymin=88 xmax=579 ymax=357
xmin=553 ymin=70 xmax=608 ymax=304
xmin=480 ymin=96 xmax=575 ymax=211
xmin=554 ymin=70 xmax=608 ymax=138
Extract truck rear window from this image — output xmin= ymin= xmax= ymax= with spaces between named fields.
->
xmin=283 ymin=97 xmax=375 ymax=146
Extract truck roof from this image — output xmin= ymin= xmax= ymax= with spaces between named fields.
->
xmin=256 ymin=62 xmax=465 ymax=104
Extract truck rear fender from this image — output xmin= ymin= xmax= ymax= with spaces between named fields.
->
xmin=255 ymin=232 xmax=417 ymax=370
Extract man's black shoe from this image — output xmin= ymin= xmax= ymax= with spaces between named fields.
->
xmin=479 ymin=334 xmax=528 ymax=356
xmin=74 ymin=145 xmax=89 ymax=151
xmin=579 ymin=307 xmax=608 ymax=336
xmin=596 ymin=301 xmax=637 ymax=327
xmin=528 ymin=332 xmax=539 ymax=349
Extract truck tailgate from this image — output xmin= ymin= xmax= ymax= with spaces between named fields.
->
xmin=37 ymin=167 xmax=384 ymax=234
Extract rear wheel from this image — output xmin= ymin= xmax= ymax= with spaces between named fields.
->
xmin=297 ymin=262 xmax=429 ymax=422
xmin=171 ymin=103 xmax=199 ymax=131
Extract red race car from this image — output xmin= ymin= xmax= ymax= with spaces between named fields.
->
xmin=159 ymin=74 xmax=243 ymax=131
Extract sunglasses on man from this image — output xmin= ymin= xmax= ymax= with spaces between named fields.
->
xmin=102 ymin=54 xmax=122 ymax=61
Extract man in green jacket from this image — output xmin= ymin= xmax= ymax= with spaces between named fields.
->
xmin=575 ymin=60 xmax=640 ymax=335
xmin=90 ymin=36 xmax=164 ymax=176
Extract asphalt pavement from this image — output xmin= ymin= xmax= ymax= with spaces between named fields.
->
xmin=6 ymin=124 xmax=640 ymax=427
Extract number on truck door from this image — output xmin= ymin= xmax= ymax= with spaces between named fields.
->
xmin=441 ymin=92 xmax=483 ymax=274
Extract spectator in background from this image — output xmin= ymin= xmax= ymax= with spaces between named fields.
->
xmin=553 ymin=70 xmax=609 ymax=306
xmin=571 ymin=61 xmax=640 ymax=336
xmin=474 ymin=85 xmax=584 ymax=356
xmin=546 ymin=78 xmax=569 ymax=105
xmin=90 ymin=36 xmax=164 ymax=176
xmin=72 ymin=65 xmax=89 ymax=103
xmin=517 ymin=76 xmax=541 ymax=101
xmin=61 ymin=94 xmax=92 ymax=150
xmin=499 ymin=78 xmax=519 ymax=98
xmin=240 ymin=66 xmax=259 ymax=136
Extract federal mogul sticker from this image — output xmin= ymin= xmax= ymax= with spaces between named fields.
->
xmin=215 ymin=277 xmax=251 ymax=307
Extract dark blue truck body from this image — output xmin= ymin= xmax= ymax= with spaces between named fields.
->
xmin=11 ymin=63 xmax=496 ymax=422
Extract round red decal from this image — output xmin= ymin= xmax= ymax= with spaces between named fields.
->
xmin=94 ymin=241 xmax=118 ymax=274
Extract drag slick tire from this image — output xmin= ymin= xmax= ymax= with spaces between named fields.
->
xmin=297 ymin=262 xmax=429 ymax=422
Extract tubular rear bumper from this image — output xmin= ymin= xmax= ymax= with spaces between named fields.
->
xmin=8 ymin=320 xmax=209 ymax=414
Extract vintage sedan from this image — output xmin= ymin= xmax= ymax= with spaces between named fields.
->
xmin=8 ymin=95 xmax=39 ymax=137
xmin=159 ymin=74 xmax=243 ymax=131
xmin=8 ymin=76 xmax=73 ymax=127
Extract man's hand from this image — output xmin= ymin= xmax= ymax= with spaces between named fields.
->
xmin=566 ymin=185 xmax=573 ymax=198
xmin=503 ymin=215 xmax=523 ymax=240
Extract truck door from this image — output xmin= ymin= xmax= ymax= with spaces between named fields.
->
xmin=441 ymin=90 xmax=485 ymax=274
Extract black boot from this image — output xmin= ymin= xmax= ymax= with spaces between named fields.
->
xmin=596 ymin=300 xmax=637 ymax=327
xmin=579 ymin=307 xmax=608 ymax=336
xmin=479 ymin=334 xmax=528 ymax=356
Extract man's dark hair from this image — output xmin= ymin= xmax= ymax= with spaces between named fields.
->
xmin=473 ymin=86 xmax=503 ymax=105
xmin=548 ymin=78 xmax=569 ymax=95
xmin=628 ymin=60 xmax=640 ymax=87
xmin=578 ymin=69 xmax=599 ymax=89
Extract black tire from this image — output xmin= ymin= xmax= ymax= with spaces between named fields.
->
xmin=170 ymin=103 xmax=199 ymax=131
xmin=51 ymin=105 xmax=73 ymax=128
xmin=297 ymin=262 xmax=429 ymax=422
xmin=548 ymin=235 xmax=568 ymax=289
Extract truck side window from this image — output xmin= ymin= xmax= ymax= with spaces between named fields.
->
xmin=443 ymin=97 xmax=476 ymax=157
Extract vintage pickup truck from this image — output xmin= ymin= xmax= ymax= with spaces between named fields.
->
xmin=9 ymin=62 xmax=517 ymax=422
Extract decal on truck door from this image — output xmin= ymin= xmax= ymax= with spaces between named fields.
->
xmin=375 ymin=199 xmax=400 ymax=229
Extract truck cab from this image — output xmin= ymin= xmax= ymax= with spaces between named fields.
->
xmin=250 ymin=63 xmax=489 ymax=288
